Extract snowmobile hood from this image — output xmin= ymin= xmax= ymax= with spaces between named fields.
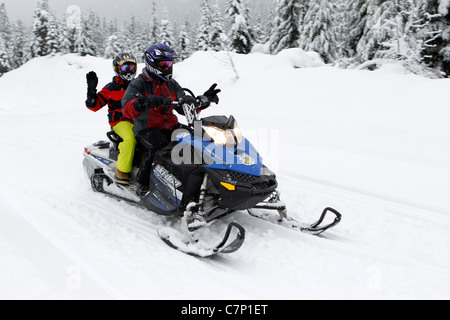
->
xmin=177 ymin=134 xmax=264 ymax=176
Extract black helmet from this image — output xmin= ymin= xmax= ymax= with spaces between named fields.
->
xmin=144 ymin=43 xmax=179 ymax=82
xmin=113 ymin=53 xmax=137 ymax=81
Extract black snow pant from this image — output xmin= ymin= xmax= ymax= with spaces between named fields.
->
xmin=135 ymin=124 xmax=187 ymax=186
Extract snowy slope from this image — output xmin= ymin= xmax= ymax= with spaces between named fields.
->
xmin=1 ymin=51 xmax=450 ymax=299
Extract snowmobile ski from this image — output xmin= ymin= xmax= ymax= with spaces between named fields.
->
xmin=248 ymin=206 xmax=341 ymax=235
xmin=157 ymin=222 xmax=246 ymax=258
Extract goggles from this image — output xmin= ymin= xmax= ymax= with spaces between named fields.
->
xmin=157 ymin=60 xmax=174 ymax=70
xmin=118 ymin=63 xmax=137 ymax=73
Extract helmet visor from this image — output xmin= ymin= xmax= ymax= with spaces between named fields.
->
xmin=157 ymin=60 xmax=174 ymax=70
xmin=119 ymin=63 xmax=137 ymax=73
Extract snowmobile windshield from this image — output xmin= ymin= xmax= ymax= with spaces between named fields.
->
xmin=204 ymin=121 xmax=243 ymax=147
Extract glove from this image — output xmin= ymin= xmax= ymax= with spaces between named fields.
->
xmin=196 ymin=95 xmax=211 ymax=110
xmin=178 ymin=95 xmax=198 ymax=107
xmin=86 ymin=71 xmax=98 ymax=92
xmin=203 ymin=83 xmax=221 ymax=105
xmin=135 ymin=95 xmax=172 ymax=112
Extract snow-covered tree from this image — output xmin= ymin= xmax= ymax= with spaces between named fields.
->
xmin=269 ymin=0 xmax=304 ymax=54
xmin=120 ymin=16 xmax=138 ymax=56
xmin=149 ymin=1 xmax=159 ymax=44
xmin=333 ymin=0 xmax=352 ymax=58
xmin=196 ymin=0 xmax=213 ymax=51
xmin=0 ymin=40 xmax=10 ymax=76
xmin=299 ymin=0 xmax=340 ymax=62
xmin=103 ymin=19 xmax=124 ymax=58
xmin=30 ymin=0 xmax=53 ymax=57
xmin=0 ymin=3 xmax=11 ymax=50
xmin=77 ymin=12 xmax=97 ymax=56
xmin=356 ymin=0 xmax=426 ymax=64
xmin=104 ymin=34 xmax=126 ymax=59
xmin=88 ymin=11 xmax=105 ymax=56
xmin=420 ymin=0 xmax=450 ymax=76
xmin=135 ymin=23 xmax=150 ymax=61
xmin=226 ymin=0 xmax=254 ymax=53
xmin=0 ymin=3 xmax=12 ymax=74
xmin=159 ymin=9 xmax=176 ymax=47
xmin=210 ymin=4 xmax=227 ymax=51
xmin=179 ymin=18 xmax=194 ymax=60
xmin=45 ymin=15 xmax=60 ymax=56
xmin=60 ymin=24 xmax=80 ymax=54
xmin=10 ymin=20 xmax=29 ymax=69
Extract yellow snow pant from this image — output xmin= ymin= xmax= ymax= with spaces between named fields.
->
xmin=112 ymin=121 xmax=136 ymax=174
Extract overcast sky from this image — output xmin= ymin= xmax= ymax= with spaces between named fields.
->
xmin=2 ymin=0 xmax=274 ymax=26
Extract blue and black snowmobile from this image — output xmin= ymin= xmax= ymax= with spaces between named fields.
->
xmin=83 ymin=88 xmax=341 ymax=257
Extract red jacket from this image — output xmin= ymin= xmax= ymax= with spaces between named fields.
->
xmin=86 ymin=76 xmax=132 ymax=127
xmin=122 ymin=72 xmax=184 ymax=134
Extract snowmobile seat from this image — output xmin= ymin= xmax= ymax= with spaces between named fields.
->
xmin=106 ymin=130 xmax=146 ymax=167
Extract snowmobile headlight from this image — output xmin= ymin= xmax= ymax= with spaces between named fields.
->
xmin=233 ymin=123 xmax=243 ymax=145
xmin=205 ymin=123 xmax=243 ymax=147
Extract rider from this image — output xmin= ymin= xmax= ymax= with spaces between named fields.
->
xmin=122 ymin=43 xmax=221 ymax=195
xmin=85 ymin=53 xmax=138 ymax=185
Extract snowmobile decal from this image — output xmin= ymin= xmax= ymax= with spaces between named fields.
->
xmin=153 ymin=164 xmax=183 ymax=201
xmin=93 ymin=155 xmax=112 ymax=166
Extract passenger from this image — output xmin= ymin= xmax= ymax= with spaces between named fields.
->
xmin=85 ymin=53 xmax=138 ymax=185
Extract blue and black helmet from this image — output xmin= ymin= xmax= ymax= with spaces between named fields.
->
xmin=144 ymin=43 xmax=179 ymax=82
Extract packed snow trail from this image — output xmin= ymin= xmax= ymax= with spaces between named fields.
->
xmin=0 ymin=52 xmax=449 ymax=299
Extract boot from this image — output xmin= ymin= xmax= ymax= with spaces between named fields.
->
xmin=115 ymin=169 xmax=130 ymax=185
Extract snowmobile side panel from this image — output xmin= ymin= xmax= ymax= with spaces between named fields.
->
xmin=139 ymin=144 xmax=205 ymax=216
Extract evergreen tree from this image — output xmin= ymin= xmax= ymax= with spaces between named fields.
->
xmin=136 ymin=20 xmax=153 ymax=61
xmin=0 ymin=40 xmax=10 ymax=76
xmin=61 ymin=25 xmax=80 ymax=54
xmin=355 ymin=0 xmax=426 ymax=64
xmin=159 ymin=9 xmax=176 ymax=47
xmin=30 ymin=0 xmax=53 ymax=57
xmin=0 ymin=3 xmax=11 ymax=50
xmin=269 ymin=0 xmax=304 ymax=54
xmin=77 ymin=12 xmax=97 ymax=56
xmin=0 ymin=3 xmax=12 ymax=74
xmin=45 ymin=15 xmax=60 ymax=55
xmin=347 ymin=0 xmax=379 ymax=57
xmin=226 ymin=0 xmax=254 ymax=53
xmin=149 ymin=1 xmax=159 ymax=44
xmin=210 ymin=4 xmax=227 ymax=51
xmin=103 ymin=19 xmax=125 ymax=58
xmin=179 ymin=18 xmax=194 ymax=60
xmin=334 ymin=0 xmax=352 ymax=58
xmin=10 ymin=20 xmax=29 ymax=68
xmin=299 ymin=0 xmax=340 ymax=63
xmin=196 ymin=0 xmax=213 ymax=51
xmin=88 ymin=11 xmax=105 ymax=56
xmin=421 ymin=0 xmax=450 ymax=76
xmin=104 ymin=33 xmax=127 ymax=59
xmin=252 ymin=14 xmax=268 ymax=45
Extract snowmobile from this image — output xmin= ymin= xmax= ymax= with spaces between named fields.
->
xmin=82 ymin=88 xmax=341 ymax=258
